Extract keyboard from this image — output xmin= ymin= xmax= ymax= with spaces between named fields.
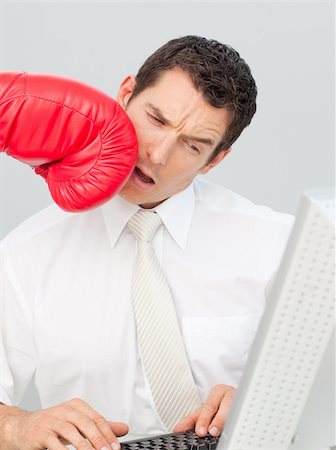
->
xmin=121 ymin=430 xmax=220 ymax=450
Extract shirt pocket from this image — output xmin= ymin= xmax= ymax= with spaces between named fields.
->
xmin=182 ymin=314 xmax=262 ymax=397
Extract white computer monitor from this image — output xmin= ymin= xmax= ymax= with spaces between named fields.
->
xmin=219 ymin=187 xmax=335 ymax=450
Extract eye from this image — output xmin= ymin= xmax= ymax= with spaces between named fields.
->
xmin=184 ymin=140 xmax=200 ymax=154
xmin=147 ymin=113 xmax=165 ymax=125
xmin=189 ymin=143 xmax=200 ymax=153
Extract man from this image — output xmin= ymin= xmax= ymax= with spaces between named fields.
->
xmin=0 ymin=35 xmax=293 ymax=450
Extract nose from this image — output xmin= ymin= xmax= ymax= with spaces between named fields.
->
xmin=146 ymin=133 xmax=175 ymax=165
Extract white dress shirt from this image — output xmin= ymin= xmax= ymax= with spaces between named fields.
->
xmin=0 ymin=177 xmax=294 ymax=436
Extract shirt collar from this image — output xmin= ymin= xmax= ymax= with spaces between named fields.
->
xmin=101 ymin=182 xmax=195 ymax=250
xmin=153 ymin=183 xmax=195 ymax=250
xmin=101 ymin=195 xmax=139 ymax=248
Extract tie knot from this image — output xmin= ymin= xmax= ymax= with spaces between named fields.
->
xmin=128 ymin=210 xmax=162 ymax=242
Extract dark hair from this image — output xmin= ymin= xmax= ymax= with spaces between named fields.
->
xmin=130 ymin=35 xmax=257 ymax=162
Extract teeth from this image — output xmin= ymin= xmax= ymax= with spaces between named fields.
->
xmin=136 ymin=167 xmax=153 ymax=183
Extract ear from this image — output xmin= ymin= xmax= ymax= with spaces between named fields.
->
xmin=116 ymin=75 xmax=137 ymax=109
xmin=199 ymin=148 xmax=232 ymax=175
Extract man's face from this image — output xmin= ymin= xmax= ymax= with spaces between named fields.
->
xmin=117 ymin=68 xmax=231 ymax=209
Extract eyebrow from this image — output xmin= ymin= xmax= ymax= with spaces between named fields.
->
xmin=147 ymin=103 xmax=216 ymax=147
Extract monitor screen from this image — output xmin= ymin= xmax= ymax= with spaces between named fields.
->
xmin=219 ymin=187 xmax=335 ymax=450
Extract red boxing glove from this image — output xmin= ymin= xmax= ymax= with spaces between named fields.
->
xmin=0 ymin=72 xmax=138 ymax=212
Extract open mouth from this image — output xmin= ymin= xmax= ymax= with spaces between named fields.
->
xmin=134 ymin=167 xmax=155 ymax=184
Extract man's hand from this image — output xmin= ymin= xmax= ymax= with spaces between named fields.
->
xmin=173 ymin=384 xmax=236 ymax=437
xmin=2 ymin=398 xmax=128 ymax=450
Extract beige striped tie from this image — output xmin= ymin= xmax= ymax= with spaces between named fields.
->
xmin=128 ymin=209 xmax=200 ymax=431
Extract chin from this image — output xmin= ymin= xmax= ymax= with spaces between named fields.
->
xmin=118 ymin=189 xmax=147 ymax=206
xmin=119 ymin=184 xmax=168 ymax=208
xmin=119 ymin=192 xmax=139 ymax=205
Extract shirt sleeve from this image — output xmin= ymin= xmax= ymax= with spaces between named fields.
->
xmin=0 ymin=246 xmax=38 ymax=406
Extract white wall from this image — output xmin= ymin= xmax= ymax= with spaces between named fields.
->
xmin=0 ymin=0 xmax=334 ymax=411
xmin=0 ymin=1 xmax=334 ymax=240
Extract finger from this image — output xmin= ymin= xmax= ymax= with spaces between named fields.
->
xmin=173 ymin=416 xmax=197 ymax=433
xmin=173 ymin=409 xmax=200 ymax=433
xmin=57 ymin=408 xmax=113 ymax=450
xmin=69 ymin=399 xmax=120 ymax=449
xmin=51 ymin=419 xmax=96 ymax=449
xmin=195 ymin=385 xmax=228 ymax=436
xmin=41 ymin=431 xmax=71 ymax=450
xmin=194 ymin=404 xmax=217 ymax=436
xmin=208 ymin=389 xmax=235 ymax=437
xmin=108 ymin=421 xmax=129 ymax=437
